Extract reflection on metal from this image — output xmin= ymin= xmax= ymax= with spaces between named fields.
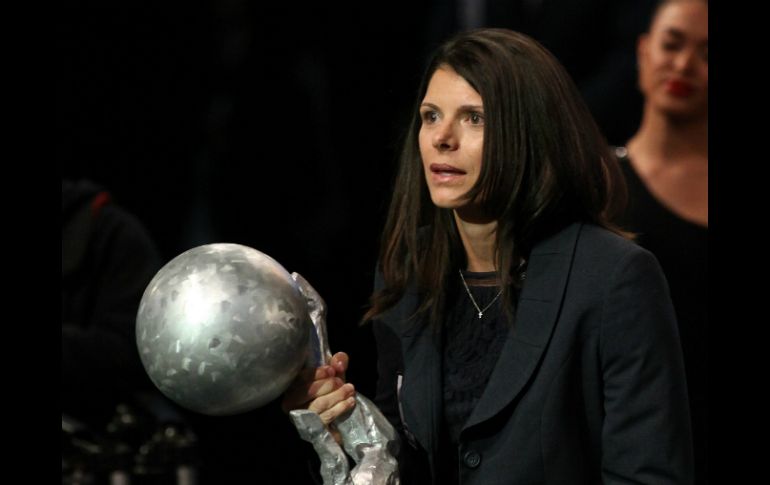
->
xmin=135 ymin=243 xmax=399 ymax=483
xmin=291 ymin=273 xmax=400 ymax=485
xmin=290 ymin=410 xmax=352 ymax=485
xmin=136 ymin=244 xmax=311 ymax=415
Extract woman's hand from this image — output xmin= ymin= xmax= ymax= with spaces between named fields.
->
xmin=281 ymin=352 xmax=356 ymax=427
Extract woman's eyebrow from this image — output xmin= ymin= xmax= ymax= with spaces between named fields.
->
xmin=457 ymin=104 xmax=484 ymax=112
xmin=420 ymin=102 xmax=484 ymax=112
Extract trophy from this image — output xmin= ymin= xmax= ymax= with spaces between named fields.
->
xmin=135 ymin=244 xmax=399 ymax=485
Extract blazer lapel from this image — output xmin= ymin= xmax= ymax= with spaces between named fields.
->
xmin=464 ymin=222 xmax=583 ymax=430
xmin=383 ymin=289 xmax=442 ymax=462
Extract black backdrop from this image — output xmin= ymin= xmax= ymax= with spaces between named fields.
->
xmin=59 ymin=3 xmax=429 ymax=483
xmin=58 ymin=2 xmax=652 ymax=482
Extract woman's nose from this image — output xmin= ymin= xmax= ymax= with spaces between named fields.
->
xmin=673 ymin=48 xmax=698 ymax=73
xmin=433 ymin=121 xmax=458 ymax=151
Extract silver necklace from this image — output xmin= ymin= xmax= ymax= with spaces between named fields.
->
xmin=458 ymin=270 xmax=503 ymax=319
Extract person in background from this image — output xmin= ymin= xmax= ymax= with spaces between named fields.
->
xmin=615 ymin=0 xmax=708 ymax=482
xmin=62 ymin=179 xmax=163 ymax=429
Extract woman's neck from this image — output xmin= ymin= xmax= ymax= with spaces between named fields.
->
xmin=626 ymin=104 xmax=709 ymax=227
xmin=628 ymin=106 xmax=708 ymax=165
xmin=453 ymin=210 xmax=498 ymax=272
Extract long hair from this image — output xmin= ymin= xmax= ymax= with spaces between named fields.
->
xmin=364 ymin=28 xmax=628 ymax=324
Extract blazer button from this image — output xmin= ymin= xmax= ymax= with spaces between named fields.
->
xmin=463 ymin=450 xmax=481 ymax=468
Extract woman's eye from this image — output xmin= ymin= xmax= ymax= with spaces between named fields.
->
xmin=421 ymin=111 xmax=438 ymax=123
xmin=469 ymin=112 xmax=484 ymax=125
xmin=662 ymin=41 xmax=681 ymax=52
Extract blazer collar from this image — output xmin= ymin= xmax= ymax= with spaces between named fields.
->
xmin=388 ymin=222 xmax=583 ymax=455
xmin=387 ymin=288 xmax=442 ymax=465
xmin=464 ymin=221 xmax=582 ymax=430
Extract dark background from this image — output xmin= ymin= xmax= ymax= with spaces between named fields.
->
xmin=59 ymin=1 xmax=655 ymax=482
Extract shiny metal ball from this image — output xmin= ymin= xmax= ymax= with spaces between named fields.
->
xmin=136 ymin=244 xmax=311 ymax=416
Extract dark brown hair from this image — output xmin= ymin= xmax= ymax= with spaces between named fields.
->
xmin=365 ymin=28 xmax=628 ymax=324
xmin=650 ymin=0 xmax=708 ymax=30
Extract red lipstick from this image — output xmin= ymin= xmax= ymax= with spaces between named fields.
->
xmin=666 ymin=80 xmax=695 ymax=97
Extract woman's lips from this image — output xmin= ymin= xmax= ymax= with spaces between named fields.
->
xmin=429 ymin=163 xmax=467 ymax=183
xmin=666 ymin=79 xmax=695 ymax=97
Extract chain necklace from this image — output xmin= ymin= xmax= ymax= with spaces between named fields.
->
xmin=458 ymin=270 xmax=503 ymax=319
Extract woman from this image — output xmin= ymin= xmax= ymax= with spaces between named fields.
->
xmin=285 ymin=28 xmax=693 ymax=484
xmin=616 ymin=0 xmax=708 ymax=482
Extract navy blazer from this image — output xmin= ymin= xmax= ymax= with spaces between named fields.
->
xmin=372 ymin=222 xmax=693 ymax=484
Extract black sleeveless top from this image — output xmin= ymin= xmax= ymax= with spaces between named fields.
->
xmin=615 ymin=147 xmax=708 ymax=481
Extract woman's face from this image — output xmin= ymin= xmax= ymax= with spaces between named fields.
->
xmin=638 ymin=0 xmax=708 ymax=120
xmin=419 ymin=67 xmax=485 ymax=211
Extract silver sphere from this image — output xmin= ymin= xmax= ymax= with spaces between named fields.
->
xmin=136 ymin=243 xmax=311 ymax=416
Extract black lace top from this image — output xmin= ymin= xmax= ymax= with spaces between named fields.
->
xmin=438 ymin=270 xmax=514 ymax=483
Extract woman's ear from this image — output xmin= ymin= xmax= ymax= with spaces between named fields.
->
xmin=637 ymin=33 xmax=650 ymax=69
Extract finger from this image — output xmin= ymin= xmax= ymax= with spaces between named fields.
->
xmin=281 ymin=372 xmax=340 ymax=413
xmin=285 ymin=365 xmax=334 ymax=395
xmin=283 ymin=376 xmax=343 ymax=411
xmin=317 ymin=394 xmax=357 ymax=427
xmin=308 ymin=383 xmax=356 ymax=425
xmin=330 ymin=352 xmax=349 ymax=378
xmin=307 ymin=377 xmax=344 ymax=399
xmin=312 ymin=365 xmax=336 ymax=381
xmin=307 ymin=382 xmax=353 ymax=413
xmin=285 ymin=365 xmax=328 ymax=391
